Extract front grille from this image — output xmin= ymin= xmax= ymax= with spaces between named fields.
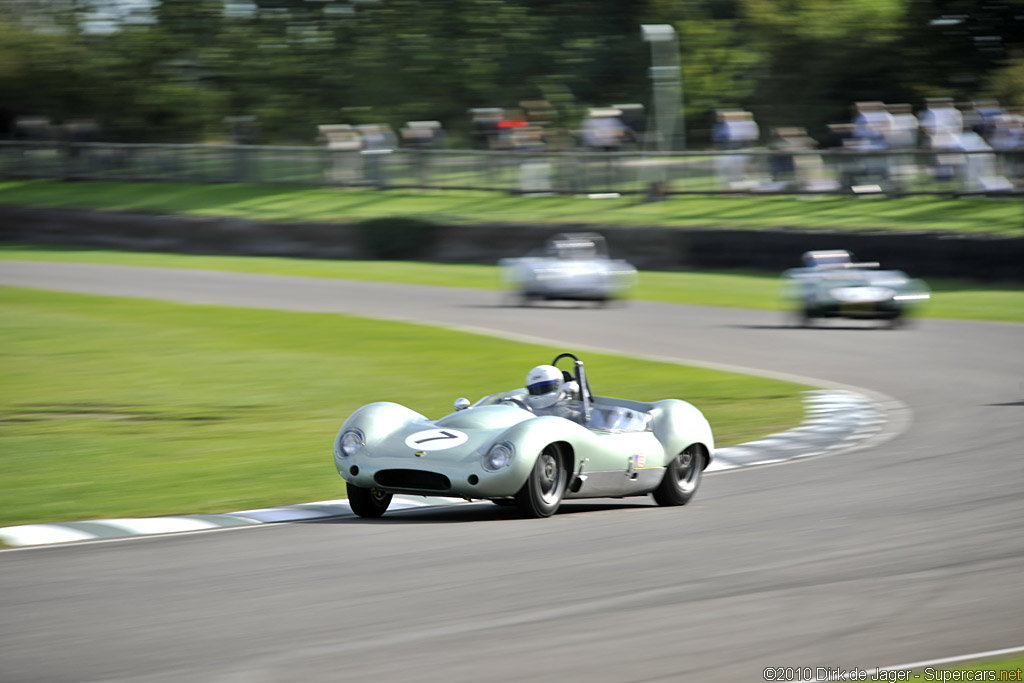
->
xmin=374 ymin=469 xmax=451 ymax=492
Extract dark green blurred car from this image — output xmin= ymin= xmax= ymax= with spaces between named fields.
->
xmin=783 ymin=250 xmax=930 ymax=327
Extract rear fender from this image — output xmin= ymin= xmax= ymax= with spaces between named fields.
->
xmin=649 ymin=399 xmax=715 ymax=465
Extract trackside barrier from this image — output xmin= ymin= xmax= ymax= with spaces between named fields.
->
xmin=2 ymin=206 xmax=1022 ymax=281
xmin=1 ymin=141 xmax=1021 ymax=197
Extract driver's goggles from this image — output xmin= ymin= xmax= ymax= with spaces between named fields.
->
xmin=527 ymin=380 xmax=561 ymax=396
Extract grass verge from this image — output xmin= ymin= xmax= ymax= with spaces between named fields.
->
xmin=945 ymin=654 xmax=1024 ymax=678
xmin=901 ymin=654 xmax=1024 ymax=680
xmin=1 ymin=179 xmax=1023 ymax=235
xmin=0 ymin=287 xmax=808 ymax=527
xmin=3 ymin=244 xmax=1023 ymax=323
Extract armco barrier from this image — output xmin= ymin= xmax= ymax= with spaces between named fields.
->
xmin=1 ymin=206 xmax=1022 ymax=282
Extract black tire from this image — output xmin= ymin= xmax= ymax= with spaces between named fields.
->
xmin=347 ymin=482 xmax=393 ymax=518
xmin=503 ymin=291 xmax=528 ymax=308
xmin=515 ymin=445 xmax=568 ymax=518
xmin=652 ymin=445 xmax=705 ymax=507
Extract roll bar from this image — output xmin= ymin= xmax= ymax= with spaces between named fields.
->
xmin=552 ymin=352 xmax=591 ymax=425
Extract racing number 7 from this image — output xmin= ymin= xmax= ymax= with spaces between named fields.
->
xmin=414 ymin=430 xmax=460 ymax=445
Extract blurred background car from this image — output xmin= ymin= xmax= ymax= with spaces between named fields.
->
xmin=782 ymin=249 xmax=931 ymax=327
xmin=499 ymin=232 xmax=637 ymax=306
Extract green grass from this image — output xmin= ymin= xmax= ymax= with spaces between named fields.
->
xmin=948 ymin=655 xmax=1024 ymax=677
xmin=908 ymin=654 xmax=1024 ymax=679
xmin=2 ymin=179 xmax=1022 ymax=235
xmin=808 ymin=655 xmax=1024 ymax=680
xmin=4 ymin=244 xmax=1023 ymax=323
xmin=0 ymin=287 xmax=808 ymax=527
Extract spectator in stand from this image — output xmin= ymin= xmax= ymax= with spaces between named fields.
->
xmin=713 ymin=109 xmax=760 ymax=189
xmin=851 ymin=101 xmax=893 ymax=186
xmin=973 ymin=99 xmax=1005 ymax=141
xmin=768 ymin=127 xmax=816 ymax=189
xmin=824 ymin=123 xmax=857 ymax=190
xmin=582 ymin=109 xmax=626 ymax=152
xmin=920 ymin=97 xmax=963 ymax=148
xmin=852 ymin=101 xmax=894 ymax=147
xmin=919 ymin=97 xmax=964 ymax=182
xmin=886 ymin=104 xmax=919 ymax=193
xmin=959 ymin=101 xmax=984 ymax=138
xmin=989 ymin=110 xmax=1023 ymax=151
xmin=711 ymin=109 xmax=732 ymax=149
xmin=712 ymin=110 xmax=738 ymax=189
xmin=988 ymin=109 xmax=1024 ymax=183
xmin=886 ymin=104 xmax=918 ymax=149
xmin=359 ymin=123 xmax=397 ymax=186
xmin=824 ymin=123 xmax=856 ymax=150
xmin=400 ymin=120 xmax=445 ymax=184
xmin=942 ymin=102 xmax=1013 ymax=193
xmin=735 ymin=111 xmax=760 ymax=147
xmin=580 ymin=108 xmax=627 ymax=191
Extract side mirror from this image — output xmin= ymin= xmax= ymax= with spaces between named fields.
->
xmin=454 ymin=397 xmax=471 ymax=411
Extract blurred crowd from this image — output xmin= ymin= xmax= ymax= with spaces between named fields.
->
xmin=11 ymin=94 xmax=1023 ymax=194
xmin=710 ymin=98 xmax=1023 ymax=193
xmin=309 ymin=95 xmax=1024 ymax=193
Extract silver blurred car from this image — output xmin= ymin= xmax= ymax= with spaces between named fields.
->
xmin=783 ymin=250 xmax=930 ymax=327
xmin=500 ymin=232 xmax=637 ymax=305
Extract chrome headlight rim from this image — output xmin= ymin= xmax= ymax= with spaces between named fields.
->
xmin=482 ymin=441 xmax=516 ymax=472
xmin=338 ymin=428 xmax=365 ymax=457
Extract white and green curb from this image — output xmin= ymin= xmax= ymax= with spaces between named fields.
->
xmin=0 ymin=390 xmax=886 ymax=548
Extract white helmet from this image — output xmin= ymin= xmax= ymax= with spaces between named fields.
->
xmin=525 ymin=365 xmax=564 ymax=409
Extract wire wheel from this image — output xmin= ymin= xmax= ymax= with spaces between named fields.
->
xmin=515 ymin=445 xmax=568 ymax=518
xmin=347 ymin=482 xmax=393 ymax=518
xmin=653 ymin=445 xmax=705 ymax=507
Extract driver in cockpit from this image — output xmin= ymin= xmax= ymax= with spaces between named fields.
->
xmin=524 ymin=364 xmax=584 ymax=423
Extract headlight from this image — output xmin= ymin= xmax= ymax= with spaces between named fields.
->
xmin=337 ymin=429 xmax=365 ymax=457
xmin=482 ymin=442 xmax=515 ymax=472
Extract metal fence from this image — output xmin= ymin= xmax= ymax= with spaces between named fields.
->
xmin=1 ymin=141 xmax=1021 ymax=196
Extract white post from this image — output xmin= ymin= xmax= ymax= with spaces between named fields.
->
xmin=641 ymin=24 xmax=683 ymax=152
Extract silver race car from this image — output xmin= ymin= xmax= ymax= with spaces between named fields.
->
xmin=334 ymin=353 xmax=714 ymax=518
xmin=782 ymin=250 xmax=930 ymax=327
xmin=499 ymin=232 xmax=637 ymax=305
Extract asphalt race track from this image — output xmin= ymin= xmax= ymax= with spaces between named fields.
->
xmin=2 ymin=262 xmax=1022 ymax=683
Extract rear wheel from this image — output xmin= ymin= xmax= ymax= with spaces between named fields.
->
xmin=799 ymin=306 xmax=817 ymax=328
xmin=515 ymin=445 xmax=568 ymax=518
xmin=347 ymin=482 xmax=393 ymax=518
xmin=517 ymin=291 xmax=538 ymax=307
xmin=652 ymin=445 xmax=705 ymax=507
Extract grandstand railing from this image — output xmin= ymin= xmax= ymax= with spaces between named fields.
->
xmin=1 ymin=141 xmax=1021 ymax=196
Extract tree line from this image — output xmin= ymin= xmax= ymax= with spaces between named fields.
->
xmin=1 ymin=0 xmax=1021 ymax=146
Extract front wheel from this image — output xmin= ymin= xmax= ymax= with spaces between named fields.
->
xmin=795 ymin=306 xmax=816 ymax=328
xmin=652 ymin=445 xmax=705 ymax=507
xmin=515 ymin=445 xmax=568 ymax=518
xmin=347 ymin=482 xmax=393 ymax=518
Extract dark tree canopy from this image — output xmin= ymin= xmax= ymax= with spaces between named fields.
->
xmin=1 ymin=0 xmax=1021 ymax=144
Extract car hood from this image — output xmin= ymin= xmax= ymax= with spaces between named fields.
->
xmin=434 ymin=404 xmax=535 ymax=430
xmin=829 ymin=285 xmax=897 ymax=303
